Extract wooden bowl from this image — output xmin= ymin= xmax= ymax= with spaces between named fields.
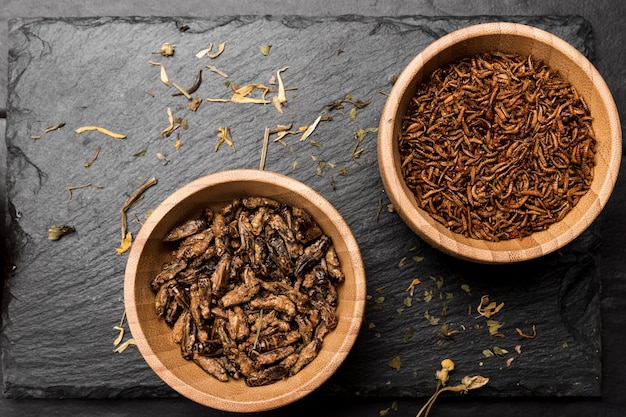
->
xmin=124 ymin=169 xmax=366 ymax=412
xmin=378 ymin=22 xmax=622 ymax=264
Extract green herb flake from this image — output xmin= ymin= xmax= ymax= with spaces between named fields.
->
xmin=259 ymin=44 xmax=272 ymax=56
xmin=388 ymin=356 xmax=402 ymax=372
xmin=493 ymin=346 xmax=509 ymax=356
xmin=403 ymin=325 xmax=415 ymax=343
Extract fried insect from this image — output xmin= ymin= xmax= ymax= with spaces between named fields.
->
xmin=151 ymin=198 xmax=344 ymax=386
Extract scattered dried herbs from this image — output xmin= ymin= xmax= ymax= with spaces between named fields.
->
xmin=416 ymin=359 xmax=488 ymax=417
xmin=399 ymin=51 xmax=596 ymax=241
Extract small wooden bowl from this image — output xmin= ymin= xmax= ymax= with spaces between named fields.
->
xmin=378 ymin=22 xmax=621 ymax=264
xmin=124 ymin=169 xmax=366 ymax=412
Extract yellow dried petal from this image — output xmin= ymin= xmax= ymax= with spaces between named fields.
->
xmin=113 ymin=326 xmax=124 ymax=346
xmin=299 ymin=115 xmax=322 ymax=142
xmin=148 ymin=60 xmax=169 ymax=86
xmin=276 ymin=66 xmax=288 ymax=103
xmin=460 ymin=375 xmax=489 ymax=391
xmin=207 ymin=42 xmax=225 ymax=58
xmin=75 ymin=126 xmax=126 ymax=139
xmin=441 ymin=358 xmax=455 ymax=371
xmin=115 ymin=232 xmax=132 ymax=255
xmin=113 ymin=338 xmax=136 ymax=353
xmin=195 ymin=44 xmax=213 ymax=58
xmin=349 ymin=107 xmax=357 ymax=121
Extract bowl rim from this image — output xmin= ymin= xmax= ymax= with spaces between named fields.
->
xmin=378 ymin=21 xmax=622 ymax=264
xmin=124 ymin=169 xmax=367 ymax=412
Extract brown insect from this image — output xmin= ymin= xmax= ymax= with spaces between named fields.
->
xmin=151 ymin=197 xmax=344 ymax=386
xmin=399 ymin=51 xmax=596 ymax=241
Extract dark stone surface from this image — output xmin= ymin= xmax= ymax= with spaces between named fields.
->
xmin=1 ymin=15 xmax=601 ymax=401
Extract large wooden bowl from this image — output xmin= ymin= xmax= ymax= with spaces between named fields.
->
xmin=378 ymin=22 xmax=621 ymax=264
xmin=124 ymin=169 xmax=366 ymax=412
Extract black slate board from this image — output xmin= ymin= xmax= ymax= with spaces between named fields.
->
xmin=1 ymin=15 xmax=600 ymax=399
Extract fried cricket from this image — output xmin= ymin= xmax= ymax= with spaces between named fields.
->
xmin=150 ymin=197 xmax=344 ymax=386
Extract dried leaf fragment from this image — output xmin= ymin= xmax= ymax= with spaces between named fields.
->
xmin=388 ymin=355 xmax=401 ymax=372
xmin=405 ymin=278 xmax=421 ymax=296
xmin=196 ymin=44 xmax=213 ymax=58
xmin=113 ymin=338 xmax=136 ymax=353
xmin=207 ymin=83 xmax=269 ymax=104
xmin=486 ymin=319 xmax=505 ymax=337
xmin=259 ymin=44 xmax=272 ymax=56
xmin=48 ymin=225 xmax=75 ymax=241
xmin=45 ymin=121 xmax=66 ymax=133
xmin=459 ymin=375 xmax=489 ymax=392
xmin=75 ymin=126 xmax=127 ymax=139
xmin=477 ymin=295 xmax=504 ymax=318
xmin=272 ymin=66 xmax=289 ymax=113
xmin=299 ymin=115 xmax=322 ymax=142
xmin=189 ymin=97 xmax=202 ymax=111
xmin=492 ymin=346 xmax=508 ymax=356
xmin=148 ymin=60 xmax=170 ymax=86
xmin=113 ymin=311 xmax=127 ymax=346
xmin=207 ymin=42 xmax=225 ymax=58
xmin=113 ymin=326 xmax=125 ymax=346
xmin=215 ymin=126 xmax=235 ymax=152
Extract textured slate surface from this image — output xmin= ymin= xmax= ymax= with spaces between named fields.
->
xmin=1 ymin=15 xmax=600 ymax=399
